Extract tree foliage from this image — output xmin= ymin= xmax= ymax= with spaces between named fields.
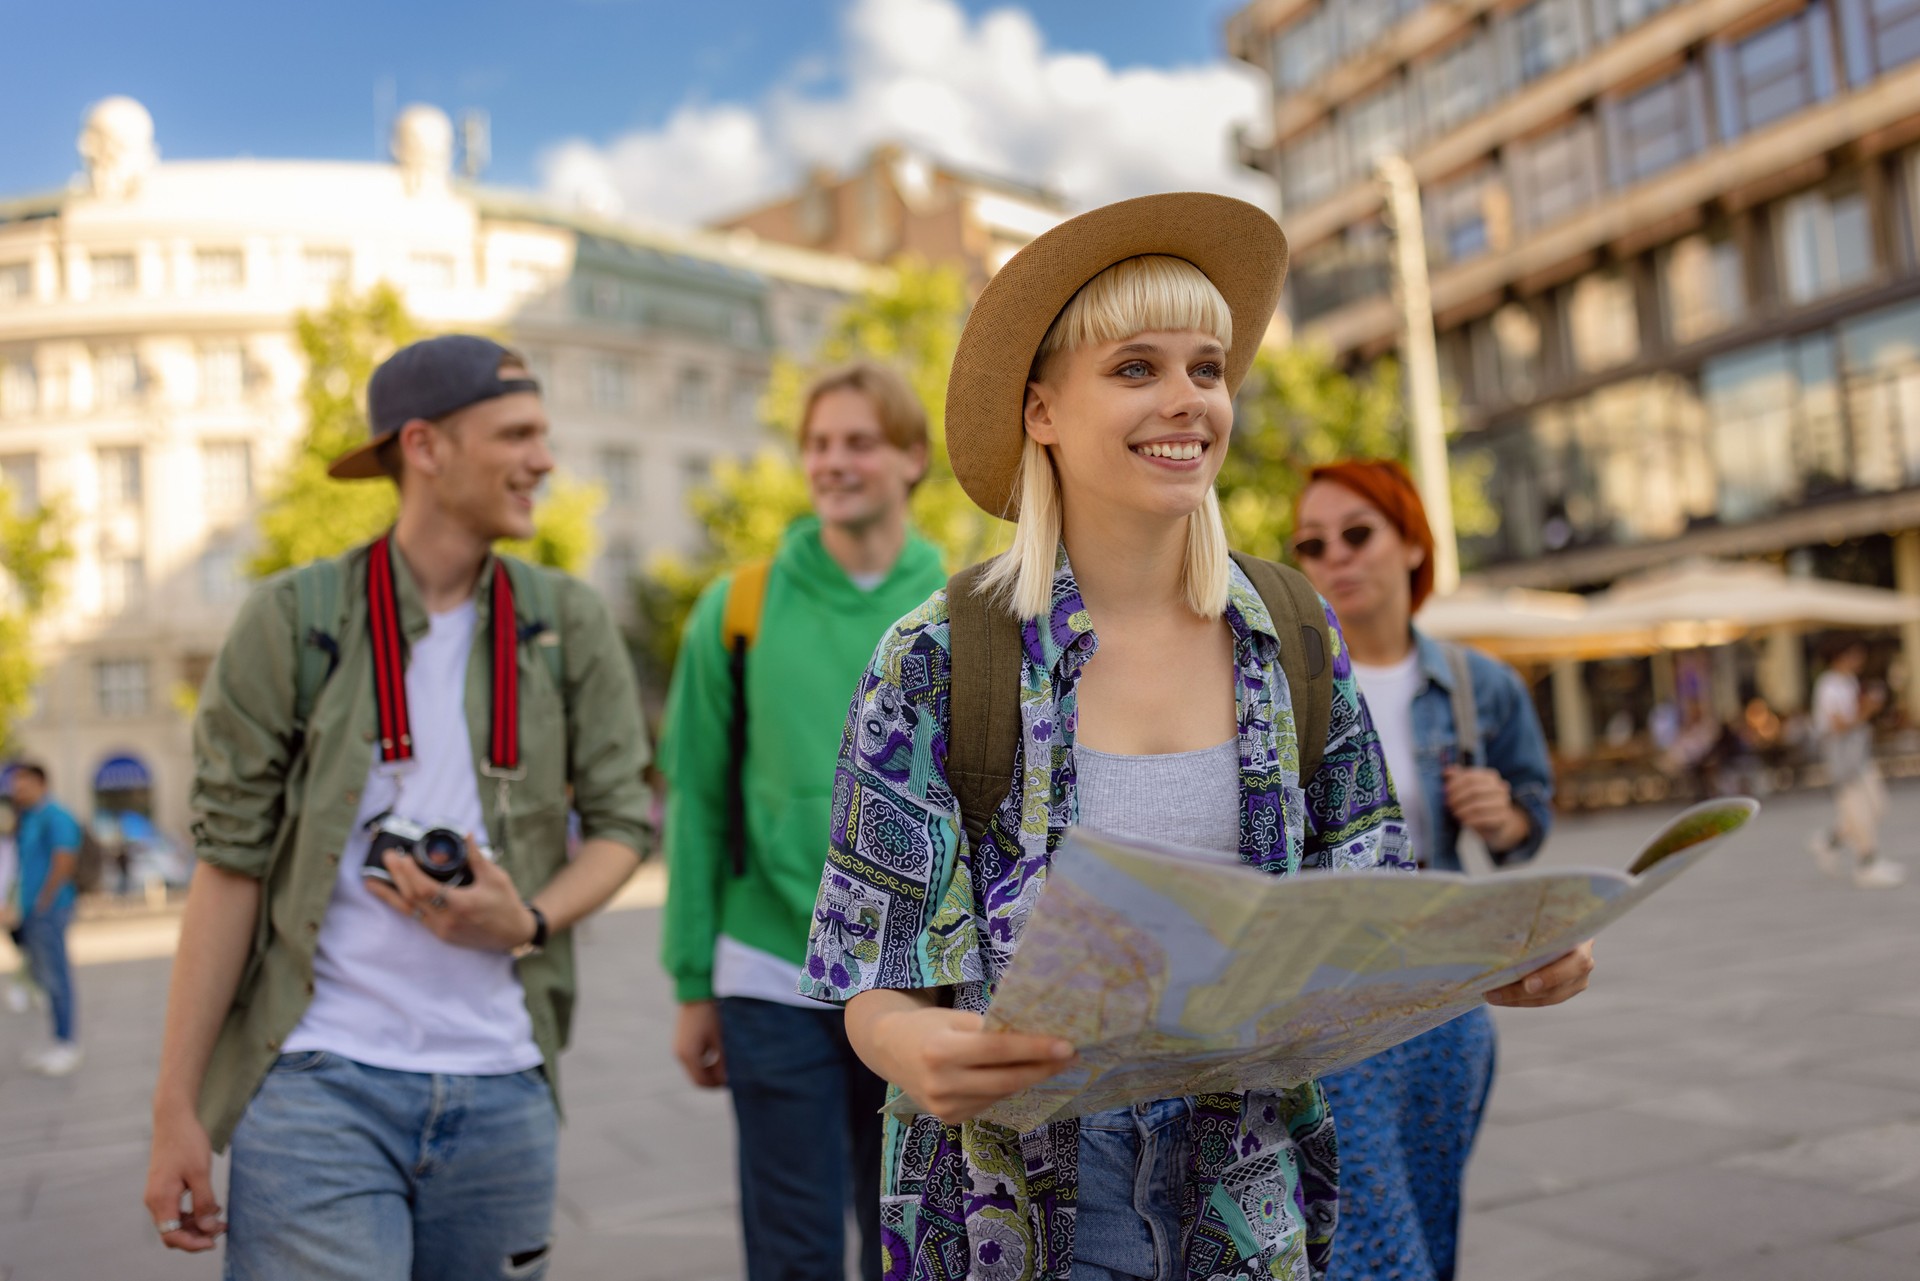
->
xmin=250 ymin=285 xmax=603 ymax=579
xmin=0 ymin=483 xmax=71 ymax=750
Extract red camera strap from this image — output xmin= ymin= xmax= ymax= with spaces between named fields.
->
xmin=367 ymin=533 xmax=519 ymax=772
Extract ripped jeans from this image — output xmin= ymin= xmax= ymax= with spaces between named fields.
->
xmin=225 ymin=1052 xmax=557 ymax=1281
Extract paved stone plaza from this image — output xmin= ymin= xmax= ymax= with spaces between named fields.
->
xmin=0 ymin=786 xmax=1917 ymax=1279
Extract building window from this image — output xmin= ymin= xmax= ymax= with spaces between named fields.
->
xmin=90 ymin=253 xmax=135 ymax=296
xmin=198 ymin=545 xmax=248 ymax=605
xmin=1564 ymin=270 xmax=1643 ymax=374
xmin=1274 ymin=6 xmax=1337 ymax=93
xmin=1342 ymin=81 xmax=1408 ymax=173
xmin=95 ymin=659 xmax=150 ymax=718
xmin=1662 ymin=232 xmax=1747 ymax=344
xmin=195 ymin=248 xmax=244 ymax=293
xmin=198 ymin=342 xmax=247 ymax=404
xmin=95 ymin=346 xmax=141 ymax=408
xmin=101 ymin=555 xmax=146 ymax=614
xmin=1417 ymin=33 xmax=1499 ymax=136
xmin=305 ymin=248 xmax=350 ymax=290
xmin=1594 ymin=0 xmax=1683 ymax=40
xmin=203 ymin=441 xmax=253 ymax=515
xmin=410 ymin=253 xmax=456 ymax=290
xmin=1778 ymin=184 xmax=1875 ymax=303
xmin=0 ymin=263 xmax=29 ymax=303
xmin=588 ymin=356 xmax=634 ymax=410
xmin=99 ymin=446 xmax=142 ymax=508
xmin=0 ymin=356 xmax=37 ymax=418
xmin=581 ymin=277 xmax=622 ymax=318
xmin=676 ymin=366 xmax=712 ymax=420
xmin=1714 ymin=5 xmax=1837 ymax=139
xmin=1838 ymin=0 xmax=1920 ymax=83
xmin=1340 ymin=0 xmax=1408 ymax=58
xmin=681 ymin=453 xmax=712 ymax=493
xmin=1606 ymin=68 xmax=1706 ymax=186
xmin=731 ymin=379 xmax=761 ymax=428
xmin=1281 ymin=123 xmax=1344 ymax=212
xmin=1425 ymin=171 xmax=1504 ymax=266
xmin=597 ymin=446 xmax=637 ymax=504
xmin=1510 ymin=118 xmax=1603 ymax=232
xmin=597 ymin=539 xmax=639 ymax=602
xmin=0 ymin=455 xmax=39 ymax=513
xmin=1514 ymin=0 xmax=1587 ymax=84
xmin=1840 ymin=301 xmax=1920 ymax=491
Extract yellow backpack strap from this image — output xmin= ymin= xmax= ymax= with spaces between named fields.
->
xmin=720 ymin=560 xmax=772 ymax=877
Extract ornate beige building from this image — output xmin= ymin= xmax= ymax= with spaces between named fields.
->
xmin=0 ymin=97 xmax=876 ymax=838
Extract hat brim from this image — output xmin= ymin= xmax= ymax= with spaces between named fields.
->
xmin=327 ymin=437 xmax=391 ymax=481
xmin=945 ymin=192 xmax=1288 ymax=521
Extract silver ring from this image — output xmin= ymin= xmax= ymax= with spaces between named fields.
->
xmin=428 ymin=894 xmax=447 ymax=911
xmin=155 ymin=1218 xmax=182 ymax=1235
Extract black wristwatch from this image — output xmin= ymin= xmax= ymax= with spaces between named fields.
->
xmin=511 ymin=902 xmax=548 ymax=959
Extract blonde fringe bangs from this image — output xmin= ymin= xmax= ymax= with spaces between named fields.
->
xmin=982 ymin=256 xmax=1234 ymax=622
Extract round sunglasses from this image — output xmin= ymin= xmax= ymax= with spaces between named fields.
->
xmin=1292 ymin=524 xmax=1377 ymax=561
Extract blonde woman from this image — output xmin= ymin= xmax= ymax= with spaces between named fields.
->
xmin=799 ymin=195 xmax=1591 ymax=1281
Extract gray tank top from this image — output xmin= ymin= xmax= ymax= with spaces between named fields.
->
xmin=1074 ymin=738 xmax=1242 ymax=858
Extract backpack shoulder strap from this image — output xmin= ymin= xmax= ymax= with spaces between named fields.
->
xmin=719 ymin=559 xmax=773 ymax=878
xmin=501 ymin=555 xmax=565 ymax=689
xmin=292 ymin=555 xmax=346 ymax=730
xmin=1442 ymin=642 xmax=1484 ymax=766
xmin=721 ymin=560 xmax=773 ymax=654
xmin=944 ymin=561 xmax=1025 ymax=845
xmin=1229 ymin=552 xmax=1332 ymax=782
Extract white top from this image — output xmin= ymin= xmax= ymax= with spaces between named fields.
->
xmin=1813 ymin=669 xmax=1860 ymax=738
xmin=1352 ymin=652 xmax=1432 ymax=867
xmin=714 ymin=935 xmax=835 ymax=1009
xmin=284 ymin=600 xmax=542 ymax=1075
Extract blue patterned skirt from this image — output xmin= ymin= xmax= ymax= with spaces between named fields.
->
xmin=1318 ymin=1006 xmax=1496 ymax=1281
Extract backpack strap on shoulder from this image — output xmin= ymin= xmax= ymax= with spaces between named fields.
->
xmin=501 ymin=556 xmax=565 ymax=690
xmin=944 ymin=561 xmax=1025 ymax=845
xmin=720 ymin=560 xmax=773 ymax=878
xmin=292 ymin=555 xmax=346 ymax=731
xmin=1229 ymin=552 xmax=1333 ymax=782
xmin=1441 ymin=642 xmax=1483 ymax=766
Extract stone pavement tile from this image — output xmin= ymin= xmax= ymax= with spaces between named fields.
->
xmin=550 ymin=1214 xmax=743 ymax=1281
xmin=1621 ymin=1076 xmax=1920 ymax=1139
xmin=1834 ymin=1048 xmax=1920 ymax=1093
xmin=1471 ymin=1106 xmax=1766 ymax=1203
xmin=1453 ymin=1210 xmax=1680 ymax=1281
xmin=1501 ymin=1165 xmax=1917 ymax=1271
xmin=1847 ymin=1214 xmax=1920 ymax=1261
xmin=1677 ymin=1242 xmax=1918 ymax=1281
xmin=1721 ymin=1118 xmax=1920 ymax=1206
xmin=1482 ymin=1062 xmax=1649 ymax=1125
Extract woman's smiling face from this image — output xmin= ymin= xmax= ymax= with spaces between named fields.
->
xmin=1022 ymin=328 xmax=1233 ymax=522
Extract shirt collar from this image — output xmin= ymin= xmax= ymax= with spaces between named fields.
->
xmin=1021 ymin=546 xmax=1277 ymax=675
xmin=1414 ymin=629 xmax=1455 ymax=692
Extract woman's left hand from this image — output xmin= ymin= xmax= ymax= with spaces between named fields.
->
xmin=1486 ymin=940 xmax=1595 ymax=1008
xmin=1443 ymin=766 xmax=1531 ymax=852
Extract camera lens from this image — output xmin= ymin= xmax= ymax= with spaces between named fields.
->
xmin=415 ymin=829 xmax=469 ymax=883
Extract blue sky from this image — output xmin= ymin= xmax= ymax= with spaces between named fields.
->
xmin=5 ymin=0 xmax=1253 ymax=208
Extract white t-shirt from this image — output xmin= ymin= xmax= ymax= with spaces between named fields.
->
xmin=1352 ymin=652 xmax=1433 ymax=866
xmin=1813 ymin=670 xmax=1860 ymax=739
xmin=714 ymin=936 xmax=835 ymax=1009
xmin=284 ymin=600 xmax=542 ymax=1075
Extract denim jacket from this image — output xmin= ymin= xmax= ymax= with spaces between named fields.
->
xmin=1409 ymin=631 xmax=1554 ymax=870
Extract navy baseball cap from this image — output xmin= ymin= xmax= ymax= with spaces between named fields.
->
xmin=329 ymin=334 xmax=542 ymax=480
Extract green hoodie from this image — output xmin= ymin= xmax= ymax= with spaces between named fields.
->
xmin=660 ymin=517 xmax=947 ymax=1003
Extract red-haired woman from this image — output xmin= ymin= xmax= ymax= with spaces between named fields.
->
xmin=1293 ymin=460 xmax=1592 ymax=1281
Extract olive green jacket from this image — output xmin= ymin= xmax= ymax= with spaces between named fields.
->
xmin=189 ymin=538 xmax=651 ymax=1150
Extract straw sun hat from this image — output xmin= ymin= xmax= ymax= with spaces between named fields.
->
xmin=944 ymin=191 xmax=1288 ymax=520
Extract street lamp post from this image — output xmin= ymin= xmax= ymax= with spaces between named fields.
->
xmin=1376 ymin=154 xmax=1460 ymax=596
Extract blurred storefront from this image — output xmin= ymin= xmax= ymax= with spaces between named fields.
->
xmin=1229 ymin=0 xmax=1920 ymax=777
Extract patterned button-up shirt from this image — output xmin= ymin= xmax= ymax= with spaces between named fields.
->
xmin=802 ymin=551 xmax=1410 ymax=1281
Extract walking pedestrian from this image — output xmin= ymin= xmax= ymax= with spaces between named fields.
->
xmin=1810 ymin=641 xmax=1905 ymax=888
xmin=1293 ymin=459 xmax=1579 ymax=1281
xmin=798 ymin=194 xmax=1591 ymax=1281
xmin=143 ymin=335 xmax=653 ymax=1277
xmin=9 ymin=763 xmax=84 ymax=1076
xmin=661 ymin=360 xmax=946 ymax=1281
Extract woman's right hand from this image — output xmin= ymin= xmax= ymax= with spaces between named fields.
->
xmin=856 ymin=999 xmax=1077 ymax=1125
xmin=144 ymin=1106 xmax=224 ymax=1252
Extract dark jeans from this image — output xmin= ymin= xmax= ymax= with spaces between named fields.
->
xmin=718 ymin=997 xmax=886 ymax=1281
xmin=17 ymin=906 xmax=74 ymax=1042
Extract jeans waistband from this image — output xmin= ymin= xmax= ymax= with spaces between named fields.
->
xmin=1078 ymin=1097 xmax=1193 ymax=1134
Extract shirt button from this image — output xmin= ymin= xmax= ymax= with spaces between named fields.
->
xmin=327 ymin=853 xmax=340 ymax=866
xmin=306 ymin=921 xmax=319 ymax=933
xmin=362 ymin=730 xmax=375 ymax=743
xmin=267 ymin=1038 xmax=280 ymax=1051
xmin=344 ymin=791 xmax=357 ymax=805
xmin=305 ymin=982 xmax=315 ymax=996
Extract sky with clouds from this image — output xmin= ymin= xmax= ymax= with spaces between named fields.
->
xmin=5 ymin=0 xmax=1269 ymax=227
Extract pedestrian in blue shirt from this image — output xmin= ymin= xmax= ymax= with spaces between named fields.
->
xmin=10 ymin=762 xmax=84 ymax=1076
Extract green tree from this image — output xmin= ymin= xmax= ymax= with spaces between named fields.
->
xmin=250 ymin=285 xmax=604 ymax=579
xmin=0 ymin=482 xmax=73 ymax=749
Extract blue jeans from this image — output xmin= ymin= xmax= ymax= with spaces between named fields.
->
xmin=1072 ymin=1099 xmax=1193 ymax=1280
xmin=17 ymin=905 xmax=74 ymax=1042
xmin=225 ymin=1052 xmax=557 ymax=1281
xmin=717 ymin=997 xmax=886 ymax=1281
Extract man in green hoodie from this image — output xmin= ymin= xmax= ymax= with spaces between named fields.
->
xmin=662 ymin=361 xmax=946 ymax=1281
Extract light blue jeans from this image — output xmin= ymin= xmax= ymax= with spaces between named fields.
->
xmin=16 ymin=904 xmax=74 ymax=1042
xmin=225 ymin=1051 xmax=557 ymax=1281
xmin=1072 ymin=1099 xmax=1193 ymax=1280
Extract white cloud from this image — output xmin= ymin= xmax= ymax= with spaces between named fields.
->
xmin=538 ymin=0 xmax=1273 ymax=227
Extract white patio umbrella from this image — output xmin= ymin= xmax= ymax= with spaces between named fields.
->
xmin=1416 ymin=585 xmax=1657 ymax=662
xmin=1590 ymin=559 xmax=1920 ymax=644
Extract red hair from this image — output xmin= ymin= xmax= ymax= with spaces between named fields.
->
xmin=1298 ymin=459 xmax=1438 ymax=612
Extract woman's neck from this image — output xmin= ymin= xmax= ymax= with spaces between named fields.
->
xmin=393 ymin=503 xmax=490 ymax=614
xmin=1343 ymin=610 xmax=1416 ymax=668
xmin=1059 ymin=500 xmax=1190 ymax=623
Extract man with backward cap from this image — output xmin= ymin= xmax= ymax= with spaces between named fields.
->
xmin=143 ymin=336 xmax=652 ymax=1278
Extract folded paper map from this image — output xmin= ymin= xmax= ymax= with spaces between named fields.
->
xmin=902 ymin=798 xmax=1757 ymax=1133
